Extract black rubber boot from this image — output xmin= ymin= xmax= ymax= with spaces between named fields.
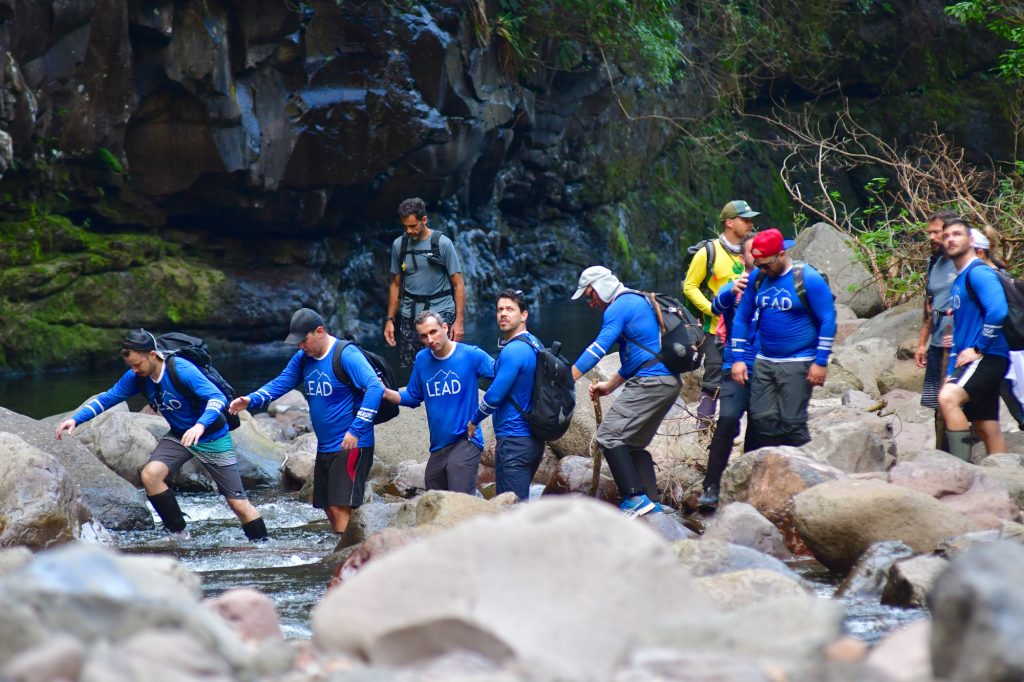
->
xmin=603 ymin=445 xmax=644 ymax=498
xmin=147 ymin=489 xmax=187 ymax=533
xmin=242 ymin=517 xmax=269 ymax=543
xmin=946 ymin=429 xmax=973 ymax=462
xmin=630 ymin=448 xmax=660 ymax=502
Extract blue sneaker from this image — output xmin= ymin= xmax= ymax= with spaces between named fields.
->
xmin=619 ymin=494 xmax=656 ymax=519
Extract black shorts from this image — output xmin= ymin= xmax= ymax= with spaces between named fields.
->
xmin=149 ymin=437 xmax=247 ymax=500
xmin=313 ymin=447 xmax=374 ymax=509
xmin=949 ymin=355 xmax=1009 ymax=422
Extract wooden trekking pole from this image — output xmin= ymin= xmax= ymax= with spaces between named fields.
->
xmin=589 ymin=390 xmax=604 ymax=497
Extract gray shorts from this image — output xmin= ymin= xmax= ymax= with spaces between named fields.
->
xmin=425 ymin=439 xmax=482 ymax=494
xmin=150 ymin=437 xmax=247 ymax=500
xmin=596 ymin=374 xmax=682 ymax=451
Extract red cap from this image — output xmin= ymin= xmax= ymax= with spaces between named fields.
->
xmin=751 ymin=228 xmax=785 ymax=258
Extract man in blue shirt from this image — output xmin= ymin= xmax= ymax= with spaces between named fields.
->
xmin=382 ymin=310 xmax=495 ymax=494
xmin=55 ymin=329 xmax=267 ymax=542
xmin=937 ymin=219 xmax=1010 ymax=461
xmin=230 ymin=308 xmax=384 ymax=535
xmin=570 ymin=267 xmax=682 ymax=518
xmin=731 ymin=229 xmax=836 ymax=450
xmin=914 ymin=210 xmax=959 ymax=450
xmin=467 ymin=289 xmax=543 ymax=501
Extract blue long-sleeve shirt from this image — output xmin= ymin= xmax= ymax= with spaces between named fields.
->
xmin=400 ymin=342 xmax=495 ymax=451
xmin=71 ymin=358 xmax=229 ymax=442
xmin=472 ymin=331 xmax=540 ymax=438
xmin=947 ymin=259 xmax=1009 ymax=375
xmin=247 ymin=339 xmax=383 ymax=451
xmin=732 ymin=263 xmax=836 ymax=366
xmin=712 ymin=280 xmax=759 ymax=370
xmin=572 ymin=292 xmax=672 ymax=379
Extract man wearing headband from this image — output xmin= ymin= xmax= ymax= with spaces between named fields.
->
xmin=56 ymin=329 xmax=268 ymax=542
xmin=570 ymin=266 xmax=681 ymax=518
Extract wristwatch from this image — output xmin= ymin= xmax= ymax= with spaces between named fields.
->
xmin=385 ymin=316 xmax=395 ymax=324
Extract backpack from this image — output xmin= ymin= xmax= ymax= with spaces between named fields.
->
xmin=751 ymin=261 xmax=835 ymax=327
xmin=137 ymin=332 xmax=240 ymax=432
xmin=303 ymin=339 xmax=400 ymax=424
xmin=623 ymin=291 xmax=707 ymax=375
xmin=962 ymin=262 xmax=1024 ymax=351
xmin=397 ymin=230 xmax=453 ymax=308
xmin=503 ymin=336 xmax=576 ymax=442
xmin=684 ymin=239 xmax=716 ymax=317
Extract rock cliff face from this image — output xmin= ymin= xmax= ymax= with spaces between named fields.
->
xmin=0 ymin=1 xmax=1015 ymax=369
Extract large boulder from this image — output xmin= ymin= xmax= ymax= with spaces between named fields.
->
xmin=0 ymin=543 xmax=248 ymax=671
xmin=881 ymin=555 xmax=949 ymax=607
xmin=804 ymin=419 xmax=889 ymax=474
xmin=0 ymin=407 xmax=152 ymax=530
xmin=0 ymin=433 xmax=90 ymax=549
xmin=695 ymin=569 xmax=810 ymax=611
xmin=793 ymin=479 xmax=976 ymax=573
xmin=929 ymin=541 xmax=1024 ymax=682
xmin=672 ymin=539 xmax=802 ymax=581
xmin=835 ymin=540 xmax=915 ymax=598
xmin=829 ymin=338 xmax=899 ymax=398
xmin=843 ymin=298 xmax=924 ymax=350
xmin=788 ymin=222 xmax=884 ymax=318
xmin=389 ymin=489 xmax=513 ymax=530
xmin=312 ymin=497 xmax=715 ymax=680
xmin=702 ymin=502 xmax=792 ymax=559
xmin=721 ymin=447 xmax=848 ymax=555
xmin=72 ymin=404 xmax=157 ymax=486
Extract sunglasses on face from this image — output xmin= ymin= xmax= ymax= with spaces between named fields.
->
xmin=754 ymin=253 xmax=780 ymax=268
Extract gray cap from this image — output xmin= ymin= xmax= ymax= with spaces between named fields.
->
xmin=720 ymin=200 xmax=760 ymax=220
xmin=284 ymin=308 xmax=325 ymax=344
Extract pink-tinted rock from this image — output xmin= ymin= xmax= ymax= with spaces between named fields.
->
xmin=939 ymin=475 xmax=1021 ymax=530
xmin=888 ymin=455 xmax=975 ymax=498
xmin=205 ymin=587 xmax=282 ymax=643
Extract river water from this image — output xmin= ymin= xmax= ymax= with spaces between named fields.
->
xmin=0 ymin=295 xmax=925 ymax=644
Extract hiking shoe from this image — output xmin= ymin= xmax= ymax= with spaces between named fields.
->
xmin=697 ymin=485 xmax=720 ymax=510
xmin=619 ymin=494 xmax=656 ymax=519
xmin=168 ymin=529 xmax=191 ymax=540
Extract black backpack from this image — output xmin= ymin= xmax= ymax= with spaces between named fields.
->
xmin=963 ymin=262 xmax=1024 ymax=351
xmin=503 ymin=336 xmax=576 ymax=442
xmin=623 ymin=291 xmax=707 ymax=375
xmin=137 ymin=332 xmax=240 ymax=432
xmin=303 ymin=339 xmax=400 ymax=424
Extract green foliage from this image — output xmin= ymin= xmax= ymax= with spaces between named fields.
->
xmin=946 ymin=1 xmax=1024 ymax=79
xmin=489 ymin=0 xmax=684 ymax=86
xmin=96 ymin=148 xmax=124 ymax=175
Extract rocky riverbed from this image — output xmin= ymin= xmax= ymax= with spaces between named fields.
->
xmin=2 ymin=224 xmax=1024 ymax=681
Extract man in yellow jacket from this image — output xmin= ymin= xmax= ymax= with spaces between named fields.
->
xmin=683 ymin=199 xmax=759 ymax=427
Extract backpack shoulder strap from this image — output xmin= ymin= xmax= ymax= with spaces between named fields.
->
xmin=164 ymin=356 xmax=199 ymax=409
xmin=397 ymin=235 xmax=411 ymax=302
xmin=330 ymin=339 xmax=358 ymax=393
xmin=136 ymin=375 xmax=157 ymax=411
xmin=963 ymin=260 xmax=988 ymax=311
xmin=793 ymin=263 xmax=809 ymax=311
xmin=704 ymin=240 xmax=716 ymax=289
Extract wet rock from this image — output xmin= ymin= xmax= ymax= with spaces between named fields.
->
xmin=929 ymin=541 xmax=1024 ymax=681
xmin=0 ymin=432 xmax=91 ymax=549
xmin=282 ymin=435 xmax=316 ymax=490
xmin=793 ymin=478 xmax=976 ymax=573
xmin=673 ymin=539 xmax=802 ymax=581
xmin=695 ymin=569 xmax=809 ymax=611
xmin=338 ymin=502 xmax=404 ymax=549
xmin=541 ymin=454 xmax=618 ymax=503
xmin=1 ymin=634 xmax=85 ymax=682
xmin=268 ymin=390 xmax=308 ymax=416
xmin=636 ymin=594 xmax=844 ymax=682
xmin=790 ymin=223 xmax=884 ymax=318
xmin=835 ymin=540 xmax=915 ymax=598
xmin=703 ymin=502 xmax=792 ymax=559
xmin=722 ymin=446 xmax=848 ymax=555
xmin=639 ymin=511 xmax=697 ymax=542
xmin=881 ymin=554 xmax=948 ymax=607
xmin=0 ymin=543 xmax=247 ymax=670
xmin=230 ymin=413 xmax=286 ymax=487
xmin=78 ymin=631 xmax=234 ymax=682
xmin=72 ymin=404 xmax=156 ymax=486
xmin=0 ymin=407 xmax=151 ymax=530
xmin=313 ymin=497 xmax=714 ymax=680
xmin=205 ymin=588 xmax=283 ymax=644
xmin=864 ymin=619 xmax=932 ymax=682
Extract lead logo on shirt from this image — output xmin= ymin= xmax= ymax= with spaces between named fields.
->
xmin=426 ymin=369 xmax=462 ymax=397
xmin=306 ymin=369 xmax=334 ymax=397
xmin=756 ymin=286 xmax=794 ymax=311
